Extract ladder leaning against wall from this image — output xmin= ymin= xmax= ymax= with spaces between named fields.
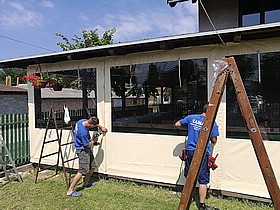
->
xmin=35 ymin=106 xmax=78 ymax=188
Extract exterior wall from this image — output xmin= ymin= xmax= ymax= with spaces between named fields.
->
xmin=0 ymin=94 xmax=28 ymax=115
xmin=27 ymin=37 xmax=280 ymax=199
xmin=199 ymin=0 xmax=239 ymax=32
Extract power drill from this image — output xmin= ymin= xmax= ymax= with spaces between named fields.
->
xmin=92 ymin=132 xmax=103 ymax=146
xmin=208 ymin=154 xmax=218 ymax=170
xmin=179 ymin=149 xmax=187 ymax=161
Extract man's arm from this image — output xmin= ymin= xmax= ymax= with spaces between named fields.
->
xmin=85 ymin=141 xmax=94 ymax=148
xmin=175 ymin=121 xmax=188 ymax=130
xmin=97 ymin=124 xmax=108 ymax=133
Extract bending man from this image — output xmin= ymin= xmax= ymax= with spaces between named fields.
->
xmin=67 ymin=116 xmax=107 ymax=197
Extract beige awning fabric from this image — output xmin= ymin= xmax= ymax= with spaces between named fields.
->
xmin=29 ymin=37 xmax=280 ymax=199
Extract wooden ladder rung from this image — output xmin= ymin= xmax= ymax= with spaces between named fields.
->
xmin=41 ymin=151 xmax=59 ymax=159
xmin=38 ymin=164 xmax=57 ymax=171
xmin=44 ymin=139 xmax=59 ymax=144
xmin=61 ymin=142 xmax=74 ymax=147
xmin=63 ymin=157 xmax=78 ymax=163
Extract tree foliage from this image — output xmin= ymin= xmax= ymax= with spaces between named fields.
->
xmin=55 ymin=28 xmax=116 ymax=51
xmin=0 ymin=68 xmax=27 ymax=85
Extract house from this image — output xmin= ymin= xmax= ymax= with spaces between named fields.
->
xmin=18 ymin=84 xmax=96 ymax=113
xmin=0 ymin=84 xmax=27 ymax=115
xmin=0 ymin=0 xmax=279 ymax=202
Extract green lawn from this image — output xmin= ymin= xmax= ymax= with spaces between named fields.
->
xmin=0 ymin=171 xmax=274 ymax=210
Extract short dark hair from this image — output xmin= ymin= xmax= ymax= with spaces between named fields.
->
xmin=88 ymin=116 xmax=99 ymax=125
xmin=203 ymin=102 xmax=209 ymax=113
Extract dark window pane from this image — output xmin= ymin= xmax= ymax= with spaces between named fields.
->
xmin=34 ymin=68 xmax=97 ymax=128
xmin=240 ymin=0 xmax=280 ymax=26
xmin=111 ymin=59 xmax=207 ymax=135
xmin=226 ymin=52 xmax=280 ymax=141
xmin=242 ymin=13 xmax=260 ymax=26
xmin=265 ymin=9 xmax=280 ymax=23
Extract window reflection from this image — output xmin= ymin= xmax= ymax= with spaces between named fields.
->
xmin=34 ymin=68 xmax=97 ymax=128
xmin=226 ymin=52 xmax=280 ymax=141
xmin=111 ymin=59 xmax=207 ymax=135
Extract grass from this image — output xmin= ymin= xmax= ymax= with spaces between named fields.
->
xmin=0 ymin=170 xmax=274 ymax=210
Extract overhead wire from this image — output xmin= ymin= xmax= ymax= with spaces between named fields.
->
xmin=198 ymin=0 xmax=226 ymax=46
xmin=0 ymin=34 xmax=56 ymax=52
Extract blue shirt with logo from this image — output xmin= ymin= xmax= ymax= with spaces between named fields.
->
xmin=74 ymin=119 xmax=91 ymax=151
xmin=179 ymin=114 xmax=219 ymax=155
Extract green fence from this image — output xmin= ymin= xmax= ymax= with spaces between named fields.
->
xmin=1 ymin=113 xmax=30 ymax=166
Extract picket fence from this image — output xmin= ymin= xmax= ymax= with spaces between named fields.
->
xmin=0 ymin=113 xmax=30 ymax=166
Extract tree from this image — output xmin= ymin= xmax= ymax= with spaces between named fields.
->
xmin=55 ymin=28 xmax=116 ymax=51
xmin=0 ymin=68 xmax=27 ymax=85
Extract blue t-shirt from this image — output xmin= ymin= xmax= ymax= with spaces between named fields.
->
xmin=179 ymin=114 xmax=219 ymax=155
xmin=74 ymin=119 xmax=91 ymax=151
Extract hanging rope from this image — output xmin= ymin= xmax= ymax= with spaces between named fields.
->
xmin=199 ymin=0 xmax=226 ymax=46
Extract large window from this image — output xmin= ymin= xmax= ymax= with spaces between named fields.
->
xmin=111 ymin=59 xmax=207 ymax=135
xmin=239 ymin=0 xmax=280 ymax=26
xmin=226 ymin=52 xmax=280 ymax=141
xmin=34 ymin=68 xmax=97 ymax=128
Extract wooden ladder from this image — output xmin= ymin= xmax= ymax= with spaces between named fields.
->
xmin=35 ymin=107 xmax=68 ymax=187
xmin=0 ymin=133 xmax=23 ymax=184
xmin=178 ymin=57 xmax=280 ymax=210
xmin=35 ymin=106 xmax=79 ymax=188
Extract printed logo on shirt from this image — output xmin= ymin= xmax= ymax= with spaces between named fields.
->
xmin=74 ymin=123 xmax=78 ymax=134
xmin=190 ymin=119 xmax=203 ymax=131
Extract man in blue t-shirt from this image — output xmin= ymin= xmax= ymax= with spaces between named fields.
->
xmin=67 ymin=116 xmax=107 ymax=197
xmin=175 ymin=103 xmax=219 ymax=210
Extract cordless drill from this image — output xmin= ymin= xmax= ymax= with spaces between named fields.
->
xmin=208 ymin=154 xmax=218 ymax=170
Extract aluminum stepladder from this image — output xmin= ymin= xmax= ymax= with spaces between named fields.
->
xmin=178 ymin=57 xmax=280 ymax=210
xmin=35 ymin=107 xmax=69 ymax=188
xmin=0 ymin=133 xmax=23 ymax=184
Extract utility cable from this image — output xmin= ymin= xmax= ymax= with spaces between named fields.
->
xmin=198 ymin=0 xmax=226 ymax=46
xmin=0 ymin=34 xmax=56 ymax=52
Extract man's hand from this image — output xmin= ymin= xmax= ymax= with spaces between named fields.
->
xmin=99 ymin=126 xmax=107 ymax=133
xmin=93 ymin=142 xmax=100 ymax=146
xmin=210 ymin=136 xmax=217 ymax=144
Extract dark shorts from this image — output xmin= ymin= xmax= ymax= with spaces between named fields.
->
xmin=184 ymin=150 xmax=210 ymax=185
xmin=77 ymin=150 xmax=97 ymax=175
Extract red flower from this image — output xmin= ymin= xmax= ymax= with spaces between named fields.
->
xmin=22 ymin=73 xmax=47 ymax=88
xmin=49 ymin=82 xmax=55 ymax=87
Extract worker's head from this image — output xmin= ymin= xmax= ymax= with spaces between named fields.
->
xmin=202 ymin=102 xmax=209 ymax=113
xmin=88 ymin=116 xmax=99 ymax=127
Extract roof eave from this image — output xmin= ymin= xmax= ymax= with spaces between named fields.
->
xmin=0 ymin=22 xmax=279 ymax=69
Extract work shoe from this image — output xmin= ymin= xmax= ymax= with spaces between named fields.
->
xmin=67 ymin=190 xmax=82 ymax=197
xmin=84 ymin=182 xmax=97 ymax=188
xmin=199 ymin=204 xmax=220 ymax=210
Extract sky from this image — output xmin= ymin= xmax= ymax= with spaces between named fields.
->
xmin=0 ymin=0 xmax=198 ymax=61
